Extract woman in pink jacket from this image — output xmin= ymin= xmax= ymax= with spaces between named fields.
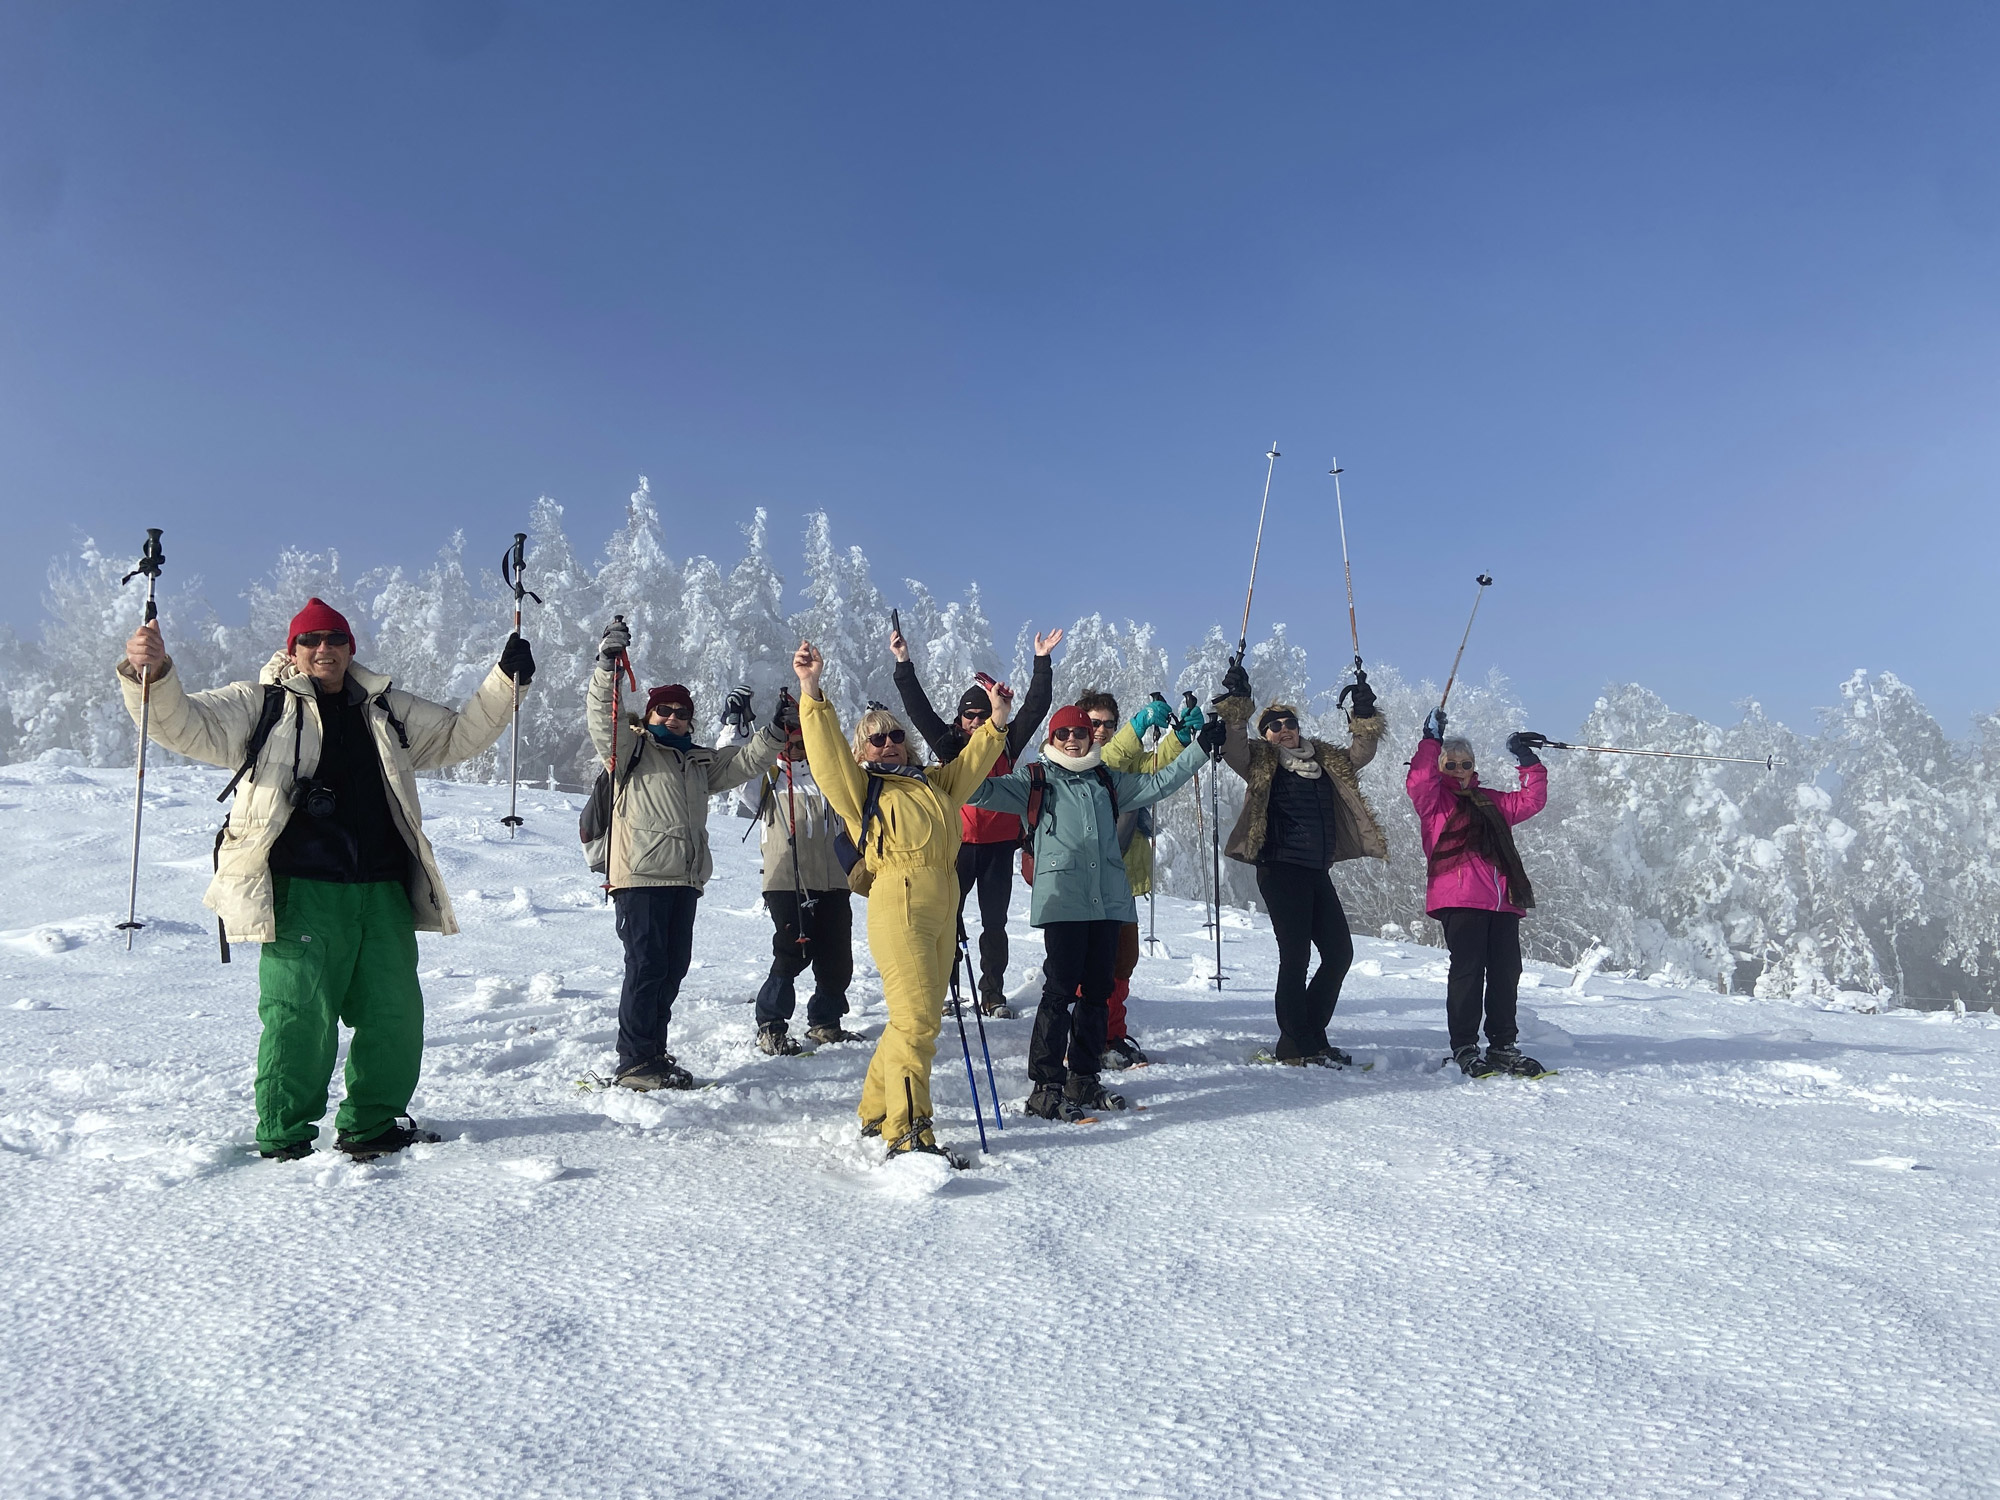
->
xmin=1406 ymin=710 xmax=1551 ymax=1078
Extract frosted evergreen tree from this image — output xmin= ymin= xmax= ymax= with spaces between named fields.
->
xmin=364 ymin=532 xmax=509 ymax=782
xmin=242 ymin=547 xmax=363 ymax=676
xmin=517 ymin=496 xmax=602 ymax=786
xmin=596 ymin=477 xmax=682 ymax=691
xmin=721 ymin=508 xmax=793 ymax=715
xmin=790 ymin=512 xmax=890 ymax=721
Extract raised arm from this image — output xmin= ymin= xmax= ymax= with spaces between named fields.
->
xmin=1486 ymin=762 xmax=1549 ymax=826
xmin=794 ymin=640 xmax=870 ymax=828
xmin=1344 ymin=711 xmax=1387 ymax=772
xmin=116 ymin=649 xmax=265 ymax=771
xmin=1213 ymin=694 xmax=1258 ymax=781
xmin=401 ymin=664 xmax=519 ymax=772
xmin=930 ymin=719 xmax=1008 ymax=807
xmin=965 ymin=758 xmax=1033 ymax=816
xmin=1405 ymin=740 xmax=1458 ymax=822
xmin=1003 ymin=631 xmax=1061 ymax=759
xmin=1111 ymin=738 xmax=1208 ymax=813
xmin=707 ymin=723 xmax=786 ymax=795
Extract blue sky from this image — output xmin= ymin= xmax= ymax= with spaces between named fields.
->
xmin=2 ymin=2 xmax=1994 ymax=737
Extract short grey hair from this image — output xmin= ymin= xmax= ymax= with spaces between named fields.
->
xmin=1440 ymin=737 xmax=1476 ymax=762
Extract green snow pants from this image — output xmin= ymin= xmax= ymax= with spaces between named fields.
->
xmin=255 ymin=876 xmax=424 ymax=1153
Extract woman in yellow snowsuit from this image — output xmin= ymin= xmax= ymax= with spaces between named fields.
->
xmin=792 ymin=641 xmax=1008 ymax=1162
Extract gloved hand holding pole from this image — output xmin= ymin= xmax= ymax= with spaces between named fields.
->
xmin=118 ymin=529 xmax=166 ymax=950
xmin=500 ymin=532 xmax=541 ymax=836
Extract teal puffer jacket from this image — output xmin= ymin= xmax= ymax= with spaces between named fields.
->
xmin=968 ymin=747 xmax=1207 ymax=926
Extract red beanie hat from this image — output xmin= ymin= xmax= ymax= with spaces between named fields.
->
xmin=287 ymin=598 xmax=355 ymax=652
xmin=1048 ymin=704 xmax=1093 ymax=739
xmin=645 ymin=684 xmax=694 ymax=718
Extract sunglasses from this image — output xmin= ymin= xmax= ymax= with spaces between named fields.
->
xmin=654 ymin=705 xmax=693 ymax=721
xmin=1264 ymin=717 xmax=1299 ymax=733
xmin=866 ymin=729 xmax=907 ymax=748
xmin=960 ymin=708 xmax=990 ymax=723
xmin=1087 ymin=717 xmax=1116 ymax=731
xmin=1441 ymin=759 xmax=1474 ymax=771
xmin=1052 ymin=725 xmax=1094 ymax=742
xmin=295 ymin=631 xmax=351 ymax=650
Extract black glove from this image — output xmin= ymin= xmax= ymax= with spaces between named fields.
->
xmin=1196 ymin=717 xmax=1228 ymax=757
xmin=499 ymin=633 xmax=536 ymax=687
xmin=1218 ymin=656 xmax=1251 ymax=702
xmin=775 ymin=691 xmax=801 ymax=732
xmin=1339 ymin=669 xmax=1376 ymax=720
xmin=722 ymin=684 xmax=754 ymax=728
xmin=1506 ymin=731 xmax=1546 ymax=767
xmin=1423 ymin=707 xmax=1448 ymax=741
xmin=598 ymin=619 xmax=631 ymax=666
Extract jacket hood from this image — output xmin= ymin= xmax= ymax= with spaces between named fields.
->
xmin=260 ymin=651 xmax=391 ymax=698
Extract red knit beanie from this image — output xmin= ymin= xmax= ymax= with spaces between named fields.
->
xmin=645 ymin=683 xmax=694 ymax=718
xmin=1048 ymin=704 xmax=1093 ymax=739
xmin=287 ymin=598 xmax=355 ymax=652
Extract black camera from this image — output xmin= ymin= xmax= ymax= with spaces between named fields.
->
xmin=289 ymin=777 xmax=337 ymax=820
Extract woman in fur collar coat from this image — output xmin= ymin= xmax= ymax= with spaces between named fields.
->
xmin=1213 ymin=660 xmax=1387 ymax=1065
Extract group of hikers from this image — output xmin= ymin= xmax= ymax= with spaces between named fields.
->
xmin=119 ymin=596 xmax=1551 ymax=1168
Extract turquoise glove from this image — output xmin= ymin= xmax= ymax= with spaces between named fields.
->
xmin=1130 ymin=698 xmax=1173 ymax=736
xmin=1175 ymin=702 xmax=1205 ymax=746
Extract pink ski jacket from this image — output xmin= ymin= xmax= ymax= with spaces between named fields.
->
xmin=1405 ymin=746 xmax=1548 ymax=916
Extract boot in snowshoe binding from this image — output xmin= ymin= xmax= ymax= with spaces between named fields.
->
xmin=335 ymin=1116 xmax=441 ymax=1161
xmin=260 ymin=1139 xmax=314 ymax=1162
xmin=884 ymin=1080 xmax=968 ymax=1167
xmin=1064 ymin=1071 xmax=1128 ymax=1114
xmin=757 ymin=1025 xmax=803 ymax=1057
xmin=1483 ymin=1043 xmax=1550 ymax=1078
xmin=806 ymin=1021 xmax=866 ymax=1046
xmin=614 ymin=1053 xmax=697 ymax=1092
xmin=1453 ymin=1045 xmax=1497 ymax=1079
xmin=1102 ymin=1036 xmax=1148 ymax=1070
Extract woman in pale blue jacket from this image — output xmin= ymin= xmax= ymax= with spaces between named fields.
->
xmin=968 ymin=704 xmax=1222 ymax=1121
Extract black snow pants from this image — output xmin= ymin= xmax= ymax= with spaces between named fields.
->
xmin=613 ymin=885 xmax=701 ymax=1067
xmin=956 ymin=838 xmax=1015 ymax=1001
xmin=1254 ymin=861 xmax=1355 ymax=1060
xmin=1029 ymin=919 xmax=1122 ymax=1088
xmin=1439 ymin=907 xmax=1522 ymax=1052
xmin=755 ymin=889 xmax=854 ymax=1031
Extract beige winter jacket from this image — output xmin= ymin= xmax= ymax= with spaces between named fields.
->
xmin=720 ymin=726 xmax=852 ymax=894
xmin=1215 ymin=695 xmax=1389 ymax=865
xmin=586 ymin=666 xmax=784 ymax=892
xmin=115 ymin=652 xmax=520 ymax=942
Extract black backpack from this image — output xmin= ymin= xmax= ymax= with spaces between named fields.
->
xmin=1019 ymin=761 xmax=1117 ymax=887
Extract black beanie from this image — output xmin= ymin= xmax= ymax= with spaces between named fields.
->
xmin=959 ymin=685 xmax=993 ymax=718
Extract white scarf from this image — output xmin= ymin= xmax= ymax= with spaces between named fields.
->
xmin=1276 ymin=742 xmax=1323 ymax=779
xmin=1042 ymin=745 xmax=1104 ymax=773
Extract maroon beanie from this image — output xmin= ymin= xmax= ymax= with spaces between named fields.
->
xmin=287 ymin=598 xmax=354 ymax=652
xmin=1048 ymin=704 xmax=1093 ymax=739
xmin=645 ymin=683 xmax=694 ymax=718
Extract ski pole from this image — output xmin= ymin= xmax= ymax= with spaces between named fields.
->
xmin=117 ymin=528 xmax=166 ymax=951
xmin=1236 ymin=442 xmax=1280 ymax=660
xmin=1536 ymin=738 xmax=1775 ymax=770
xmin=1438 ymin=573 xmax=1493 ymax=713
xmin=1329 ymin=460 xmax=1373 ymax=715
xmin=1208 ymin=734 xmax=1225 ymax=989
xmin=780 ymin=712 xmax=815 ymax=947
xmin=500 ymin=532 xmax=542 ymax=837
xmin=603 ymin=615 xmax=636 ymax=905
xmin=948 ymin=937 xmax=991 ymax=1153
xmin=962 ymin=934 xmax=1004 ymax=1132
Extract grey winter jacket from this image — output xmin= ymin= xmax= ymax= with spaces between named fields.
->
xmin=720 ymin=726 xmax=850 ymax=893
xmin=587 ymin=666 xmax=783 ymax=891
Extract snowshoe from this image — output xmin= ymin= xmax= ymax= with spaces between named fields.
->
xmin=259 ymin=1139 xmax=314 ymax=1162
xmin=1064 ymin=1073 xmax=1128 ymax=1114
xmin=614 ymin=1054 xmax=697 ymax=1092
xmin=1453 ymin=1045 xmax=1497 ymax=1079
xmin=806 ymin=1022 xmax=866 ymax=1046
xmin=1483 ymin=1044 xmax=1554 ymax=1079
xmin=860 ymin=1115 xmax=884 ymax=1139
xmin=1024 ymin=1083 xmax=1091 ymax=1122
xmin=335 ymin=1117 xmax=441 ymax=1161
xmin=979 ymin=995 xmax=1016 ymax=1019
xmin=1102 ymin=1036 xmax=1149 ymax=1070
xmin=1315 ymin=1044 xmax=1354 ymax=1068
xmin=757 ymin=1025 xmax=803 ymax=1057
xmin=884 ymin=1113 xmax=969 ymax=1168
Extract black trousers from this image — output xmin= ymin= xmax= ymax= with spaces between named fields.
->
xmin=1029 ymin=919 xmax=1122 ymax=1087
xmin=1439 ymin=907 xmax=1522 ymax=1052
xmin=956 ymin=839 xmax=1015 ymax=997
xmin=1254 ymin=862 xmax=1354 ymax=1060
xmin=755 ymin=889 xmax=854 ymax=1030
xmin=613 ymin=885 xmax=701 ymax=1066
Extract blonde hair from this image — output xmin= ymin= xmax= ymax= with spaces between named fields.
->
xmin=851 ymin=708 xmax=914 ymax=762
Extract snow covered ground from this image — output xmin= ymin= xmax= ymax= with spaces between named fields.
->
xmin=3 ymin=760 xmax=1997 ymax=1499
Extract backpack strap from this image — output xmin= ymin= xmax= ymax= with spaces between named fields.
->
xmin=216 ymin=684 xmax=290 ymax=803
xmin=861 ymin=773 xmax=887 ymax=857
xmin=1093 ymin=765 xmax=1119 ymax=819
xmin=1024 ymin=762 xmax=1048 ymax=833
xmin=372 ymin=691 xmax=411 ymax=751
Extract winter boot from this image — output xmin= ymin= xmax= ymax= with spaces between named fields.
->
xmin=614 ymin=1054 xmax=697 ymax=1092
xmin=757 ymin=1024 xmax=802 ymax=1057
xmin=806 ymin=1021 xmax=866 ymax=1046
xmin=1314 ymin=1044 xmax=1354 ymax=1068
xmin=335 ymin=1116 xmax=441 ymax=1161
xmin=884 ymin=1112 xmax=969 ymax=1169
xmin=1453 ymin=1045 xmax=1497 ymax=1079
xmin=1064 ymin=1071 xmax=1128 ymax=1114
xmin=1024 ymin=1083 xmax=1089 ymax=1122
xmin=1102 ymin=1035 xmax=1149 ymax=1070
xmin=979 ymin=978 xmax=1015 ymax=1019
xmin=1483 ymin=1043 xmax=1549 ymax=1078
xmin=260 ymin=1139 xmax=314 ymax=1162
